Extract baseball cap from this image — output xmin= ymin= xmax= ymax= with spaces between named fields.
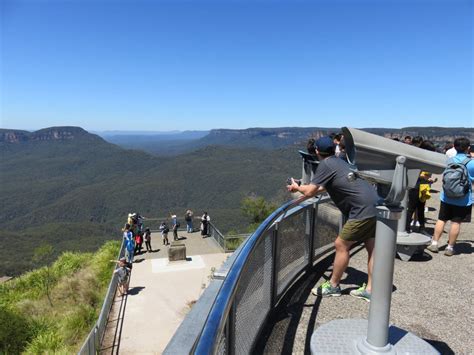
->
xmin=315 ymin=136 xmax=335 ymax=155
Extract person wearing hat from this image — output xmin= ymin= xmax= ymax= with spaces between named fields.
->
xmin=287 ymin=136 xmax=378 ymax=302
xmin=114 ymin=257 xmax=131 ymax=296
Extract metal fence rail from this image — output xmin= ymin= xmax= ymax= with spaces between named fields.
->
xmin=78 ymin=241 xmax=125 ymax=355
xmin=164 ymin=195 xmax=341 ymax=354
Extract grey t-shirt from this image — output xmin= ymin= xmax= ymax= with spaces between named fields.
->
xmin=311 ymin=156 xmax=378 ymax=220
xmin=115 ymin=266 xmax=130 ymax=284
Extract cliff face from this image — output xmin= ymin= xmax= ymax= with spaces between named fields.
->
xmin=0 ymin=127 xmax=100 ymax=143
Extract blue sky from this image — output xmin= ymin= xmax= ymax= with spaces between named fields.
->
xmin=1 ymin=0 xmax=472 ymax=131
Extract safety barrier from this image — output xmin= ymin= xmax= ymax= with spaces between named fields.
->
xmin=78 ymin=241 xmax=125 ymax=355
xmin=164 ymin=195 xmax=341 ymax=354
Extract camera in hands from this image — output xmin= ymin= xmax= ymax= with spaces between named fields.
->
xmin=287 ymin=177 xmax=301 ymax=186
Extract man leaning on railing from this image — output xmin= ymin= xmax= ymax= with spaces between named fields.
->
xmin=287 ymin=136 xmax=378 ymax=302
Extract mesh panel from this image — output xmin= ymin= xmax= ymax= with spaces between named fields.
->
xmin=216 ymin=331 xmax=227 ymax=355
xmin=313 ymin=202 xmax=341 ymax=257
xmin=276 ymin=209 xmax=309 ymax=297
xmin=233 ymin=232 xmax=273 ymax=354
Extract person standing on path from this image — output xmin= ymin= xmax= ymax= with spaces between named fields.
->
xmin=185 ymin=209 xmax=194 ymax=233
xmin=123 ymin=223 xmax=135 ymax=263
xmin=287 ymin=136 xmax=378 ymax=302
xmin=160 ymin=222 xmax=170 ymax=246
xmin=114 ymin=257 xmax=131 ymax=296
xmin=201 ymin=212 xmax=210 ymax=237
xmin=171 ymin=214 xmax=180 ymax=241
xmin=427 ymin=137 xmax=474 ymax=256
xmin=144 ymin=228 xmax=152 ymax=252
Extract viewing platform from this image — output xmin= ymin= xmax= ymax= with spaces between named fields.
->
xmin=101 ymin=230 xmax=227 ymax=354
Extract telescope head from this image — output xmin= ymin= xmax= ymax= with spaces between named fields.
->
xmin=342 ymin=127 xmax=447 ymax=204
xmin=342 ymin=127 xmax=445 ymax=175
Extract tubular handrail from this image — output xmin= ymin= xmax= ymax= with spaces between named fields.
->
xmin=193 ymin=197 xmax=320 ymax=354
xmin=78 ymin=239 xmax=125 ymax=354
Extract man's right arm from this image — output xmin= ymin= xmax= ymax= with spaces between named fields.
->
xmin=288 ymin=179 xmax=326 ymax=198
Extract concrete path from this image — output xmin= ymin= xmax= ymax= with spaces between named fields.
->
xmin=101 ymin=231 xmax=228 ymax=354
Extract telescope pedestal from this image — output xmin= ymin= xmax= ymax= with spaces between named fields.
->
xmin=310 ymin=319 xmax=439 ymax=354
xmin=396 ymin=231 xmax=430 ymax=261
xmin=396 ymin=192 xmax=431 ymax=261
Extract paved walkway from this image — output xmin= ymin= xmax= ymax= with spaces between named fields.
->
xmin=101 ymin=231 xmax=228 ymax=354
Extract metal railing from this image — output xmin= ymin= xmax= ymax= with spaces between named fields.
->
xmin=164 ymin=195 xmax=341 ymax=354
xmin=78 ymin=241 xmax=125 ymax=355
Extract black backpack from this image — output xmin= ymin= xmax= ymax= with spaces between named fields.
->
xmin=442 ymin=158 xmax=472 ymax=198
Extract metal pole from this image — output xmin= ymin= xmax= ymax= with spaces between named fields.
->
xmin=356 ymin=205 xmax=401 ymax=354
xmin=398 ymin=191 xmax=409 ymax=234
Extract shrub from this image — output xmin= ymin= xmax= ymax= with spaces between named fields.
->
xmin=0 ymin=305 xmax=33 ymax=354
xmin=91 ymin=240 xmax=121 ymax=285
xmin=53 ymin=252 xmax=90 ymax=276
xmin=61 ymin=304 xmax=97 ymax=345
xmin=25 ymin=330 xmax=64 ymax=354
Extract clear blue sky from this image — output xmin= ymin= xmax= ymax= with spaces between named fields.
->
xmin=1 ymin=0 xmax=472 ymax=131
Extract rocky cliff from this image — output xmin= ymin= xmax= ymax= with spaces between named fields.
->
xmin=0 ymin=127 xmax=102 ymax=143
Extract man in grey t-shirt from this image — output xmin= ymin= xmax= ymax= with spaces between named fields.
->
xmin=288 ymin=136 xmax=378 ymax=302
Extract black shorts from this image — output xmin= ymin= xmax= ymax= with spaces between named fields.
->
xmin=438 ymin=201 xmax=472 ymax=223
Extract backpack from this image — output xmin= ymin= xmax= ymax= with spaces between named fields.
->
xmin=442 ymin=157 xmax=472 ymax=198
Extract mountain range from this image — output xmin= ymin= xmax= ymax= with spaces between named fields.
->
xmin=0 ymin=127 xmax=301 ymax=276
xmin=1 ymin=125 xmax=473 ymax=276
xmin=98 ymin=126 xmax=474 ymax=156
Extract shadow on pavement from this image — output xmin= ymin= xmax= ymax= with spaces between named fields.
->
xmin=424 ymin=339 xmax=455 ymax=354
xmin=454 ymin=241 xmax=473 ymax=255
xmin=127 ymin=286 xmax=145 ymax=296
xmin=403 ymin=251 xmax=433 ymax=262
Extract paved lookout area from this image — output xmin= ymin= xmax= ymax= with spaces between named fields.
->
xmin=102 ymin=230 xmax=227 ymax=354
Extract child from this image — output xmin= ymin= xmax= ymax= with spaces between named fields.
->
xmin=114 ymin=257 xmax=131 ymax=296
xmin=144 ymin=228 xmax=152 ymax=252
xmin=159 ymin=222 xmax=170 ymax=246
xmin=134 ymin=232 xmax=143 ymax=255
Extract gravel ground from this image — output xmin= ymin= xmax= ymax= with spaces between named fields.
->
xmin=258 ymin=176 xmax=474 ymax=354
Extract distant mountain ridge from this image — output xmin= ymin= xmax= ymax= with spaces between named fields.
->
xmin=102 ymin=126 xmax=474 ymax=156
xmin=0 ymin=126 xmax=102 ymax=143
